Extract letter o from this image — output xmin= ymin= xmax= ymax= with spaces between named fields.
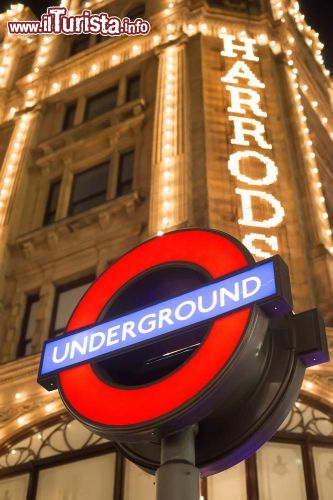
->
xmin=228 ymin=150 xmax=278 ymax=186
xmin=174 ymin=300 xmax=197 ymax=321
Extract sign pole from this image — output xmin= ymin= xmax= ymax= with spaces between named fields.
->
xmin=156 ymin=425 xmax=200 ymax=500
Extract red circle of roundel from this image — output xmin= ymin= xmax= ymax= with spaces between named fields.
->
xmin=59 ymin=230 xmax=252 ymax=426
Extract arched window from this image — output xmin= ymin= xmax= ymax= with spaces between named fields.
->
xmin=0 ymin=400 xmax=331 ymax=499
xmin=125 ymin=3 xmax=146 ymax=20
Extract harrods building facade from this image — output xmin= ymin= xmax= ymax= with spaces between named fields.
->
xmin=0 ymin=0 xmax=332 ymax=498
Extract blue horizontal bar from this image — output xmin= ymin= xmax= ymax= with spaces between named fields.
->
xmin=40 ymin=260 xmax=277 ymax=378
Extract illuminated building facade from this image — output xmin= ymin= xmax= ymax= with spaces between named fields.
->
xmin=0 ymin=0 xmax=332 ymax=499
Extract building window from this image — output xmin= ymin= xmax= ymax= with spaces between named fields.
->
xmin=69 ymin=162 xmax=109 ymax=216
xmin=50 ymin=276 xmax=94 ymax=338
xmin=126 ymin=74 xmax=140 ymax=102
xmin=126 ymin=4 xmax=146 ymax=20
xmin=62 ymin=102 xmax=76 ymax=131
xmin=117 ymin=150 xmax=134 ymax=196
xmin=84 ymin=87 xmax=118 ymax=121
xmin=17 ymin=294 xmax=39 ymax=357
xmin=69 ymin=34 xmax=90 ymax=56
xmin=44 ymin=179 xmax=61 ymax=226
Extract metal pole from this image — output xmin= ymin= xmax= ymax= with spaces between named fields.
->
xmin=156 ymin=425 xmax=200 ymax=500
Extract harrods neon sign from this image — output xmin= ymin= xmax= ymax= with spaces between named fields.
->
xmin=220 ymin=34 xmax=285 ymax=259
xmin=39 ymin=257 xmax=287 ymax=385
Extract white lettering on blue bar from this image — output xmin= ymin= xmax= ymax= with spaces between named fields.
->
xmin=40 ymin=260 xmax=276 ymax=377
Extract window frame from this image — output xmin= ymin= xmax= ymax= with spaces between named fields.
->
xmin=125 ymin=73 xmax=141 ymax=103
xmin=17 ymin=294 xmax=39 ymax=358
xmin=84 ymin=86 xmax=119 ymax=122
xmin=68 ymin=161 xmax=110 ymax=217
xmin=116 ymin=149 xmax=135 ymax=197
xmin=43 ymin=178 xmax=61 ymax=226
xmin=62 ymin=101 xmax=77 ymax=132
xmin=49 ymin=274 xmax=95 ymax=339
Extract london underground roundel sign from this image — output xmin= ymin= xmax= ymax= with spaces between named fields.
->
xmin=38 ymin=229 xmax=296 ymax=442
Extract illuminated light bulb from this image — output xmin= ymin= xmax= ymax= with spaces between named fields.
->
xmin=163 ymin=201 xmax=172 ymax=211
xmin=164 ymin=157 xmax=172 ymax=166
xmin=34 ymin=66 xmax=40 ymax=73
xmin=3 ymin=56 xmax=10 ymax=65
xmin=307 ymin=140 xmax=313 ymax=146
xmin=330 ymin=247 xmax=333 ymax=254
xmin=17 ymin=416 xmax=25 ymax=425
xmin=40 ymin=46 xmax=48 ymax=54
xmin=0 ymin=67 xmax=5 ymax=76
xmin=288 ymin=36 xmax=295 ymax=44
xmin=219 ymin=27 xmax=227 ymax=38
xmin=27 ymin=89 xmax=34 ymax=97
xmin=162 ymin=217 xmax=170 ymax=227
xmin=304 ymin=127 xmax=310 ymax=134
xmin=166 ymin=23 xmax=176 ymax=34
xmin=168 ymin=1 xmax=175 ymax=7
xmin=301 ymin=116 xmax=307 ymax=122
xmin=111 ymin=54 xmax=120 ymax=64
xmin=71 ymin=73 xmax=79 ymax=81
xmin=319 ymin=196 xmax=325 ymax=203
xmin=153 ymin=35 xmax=161 ymax=45
xmin=286 ymin=49 xmax=293 ymax=56
xmin=288 ymin=60 xmax=293 ymax=66
xmin=11 ymin=449 xmax=16 ymax=455
xmin=301 ymin=84 xmax=308 ymax=92
xmin=164 ymin=171 xmax=171 ymax=180
xmin=292 ymin=68 xmax=298 ymax=75
xmin=304 ymin=381 xmax=313 ymax=390
xmin=7 ymin=164 xmax=14 ymax=173
xmin=199 ymin=23 xmax=208 ymax=33
xmin=132 ymin=44 xmax=140 ymax=55
xmin=324 ymin=69 xmax=330 ymax=77
xmin=164 ymin=144 xmax=172 ymax=152
xmin=15 ymin=392 xmax=22 ymax=400
xmin=239 ymin=30 xmax=247 ymax=38
xmin=323 ymin=213 xmax=329 ymax=220
xmin=312 ymin=168 xmax=319 ymax=174
xmin=316 ymin=182 xmax=322 ymax=188
xmin=322 ymin=117 xmax=328 ymax=125
xmin=312 ymin=101 xmax=318 ymax=108
xmin=257 ymin=33 xmax=268 ymax=45
xmin=163 ymin=186 xmax=171 ymax=195
xmin=52 ymin=82 xmax=60 ymax=91
xmin=45 ymin=403 xmax=54 ymax=413
xmin=3 ymin=177 xmax=10 ymax=186
xmin=165 ymin=106 xmax=173 ymax=116
xmin=9 ymin=107 xmax=17 ymax=116
xmin=325 ymin=228 xmax=331 ymax=235
xmin=91 ymin=64 xmax=99 ymax=73
xmin=44 ymin=36 xmax=50 ymax=43
xmin=157 ymin=230 xmax=164 ymax=236
xmin=310 ymin=152 xmax=316 ymax=159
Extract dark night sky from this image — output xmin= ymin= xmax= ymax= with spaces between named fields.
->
xmin=1 ymin=1 xmax=333 ymax=70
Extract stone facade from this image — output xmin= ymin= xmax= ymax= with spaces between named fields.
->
xmin=0 ymin=0 xmax=331 ymax=463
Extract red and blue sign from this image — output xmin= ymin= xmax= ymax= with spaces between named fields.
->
xmin=38 ymin=229 xmax=293 ymax=440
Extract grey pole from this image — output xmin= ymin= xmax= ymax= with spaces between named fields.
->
xmin=156 ymin=425 xmax=200 ymax=500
